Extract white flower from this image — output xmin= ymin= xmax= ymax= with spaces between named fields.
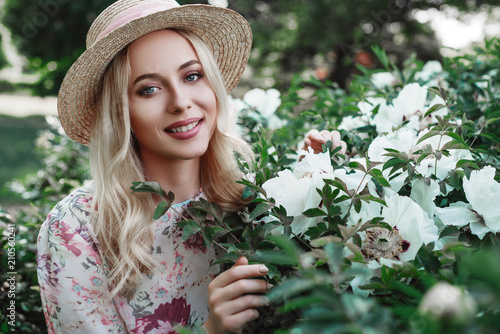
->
xmin=357 ymin=96 xmax=387 ymax=117
xmin=371 ymin=72 xmax=398 ymax=88
xmin=419 ymin=282 xmax=476 ymax=321
xmin=227 ymin=95 xmax=248 ymax=114
xmin=376 ymin=194 xmax=438 ymax=262
xmin=294 ymin=149 xmax=334 ymax=178
xmin=230 ymin=88 xmax=285 ymax=129
xmin=415 ymin=60 xmax=443 ymax=83
xmin=262 ymin=150 xmax=333 ymax=235
xmin=436 ymin=166 xmax=500 ymax=239
xmin=243 ymin=88 xmax=281 ymax=118
xmin=413 ymin=129 xmax=472 ymax=181
xmin=367 ymin=127 xmax=418 ymax=162
xmin=372 ymin=83 xmax=427 ymax=133
xmin=410 ymin=179 xmax=441 ymax=218
xmin=435 ymin=202 xmax=491 ymax=239
xmin=463 ymin=166 xmax=500 ymax=234
xmin=370 ymin=83 xmax=452 ymax=134
xmin=338 ymin=115 xmax=370 ymax=137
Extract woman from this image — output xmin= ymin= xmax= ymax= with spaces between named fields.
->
xmin=37 ymin=0 xmax=345 ymax=333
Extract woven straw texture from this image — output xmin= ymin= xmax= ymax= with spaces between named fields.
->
xmin=58 ymin=0 xmax=252 ymax=145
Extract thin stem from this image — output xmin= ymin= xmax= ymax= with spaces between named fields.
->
xmin=343 ymin=172 xmax=369 ymax=222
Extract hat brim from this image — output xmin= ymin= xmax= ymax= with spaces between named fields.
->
xmin=58 ymin=4 xmax=252 ymax=146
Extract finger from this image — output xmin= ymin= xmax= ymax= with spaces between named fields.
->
xmin=211 ymin=264 xmax=268 ymax=288
xmin=330 ymin=130 xmax=341 ymax=146
xmin=319 ymin=130 xmax=332 ymax=142
xmin=219 ymin=294 xmax=269 ymax=316
xmin=233 ymin=256 xmax=248 ymax=267
xmin=302 ymin=138 xmax=312 ymax=151
xmin=339 ymin=140 xmax=347 ymax=155
xmin=306 ymin=129 xmax=324 ymax=143
xmin=214 ymin=278 xmax=271 ymax=302
xmin=219 ymin=309 xmax=260 ymax=333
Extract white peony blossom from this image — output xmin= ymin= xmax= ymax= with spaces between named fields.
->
xmin=262 ymin=150 xmax=333 ymax=235
xmin=462 ymin=166 xmax=500 ymax=232
xmin=371 ymin=72 xmax=398 ymax=88
xmin=379 ymin=194 xmax=438 ymax=262
xmin=419 ymin=282 xmax=476 ymax=321
xmin=436 ymin=166 xmax=500 ymax=239
xmin=367 ymin=127 xmax=418 ymax=162
xmin=243 ymin=88 xmax=281 ymax=118
xmin=370 ymin=83 xmax=451 ymax=134
xmin=349 ymin=194 xmax=438 ymax=266
xmin=415 ymin=60 xmax=443 ymax=84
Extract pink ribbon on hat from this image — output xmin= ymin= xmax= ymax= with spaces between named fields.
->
xmin=95 ymin=1 xmax=179 ymax=44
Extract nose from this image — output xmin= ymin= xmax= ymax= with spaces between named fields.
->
xmin=167 ymin=84 xmax=191 ymax=114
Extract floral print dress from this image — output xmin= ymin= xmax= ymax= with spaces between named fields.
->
xmin=37 ymin=183 xmax=220 ymax=333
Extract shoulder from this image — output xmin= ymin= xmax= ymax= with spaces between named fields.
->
xmin=43 ymin=182 xmax=95 ymax=231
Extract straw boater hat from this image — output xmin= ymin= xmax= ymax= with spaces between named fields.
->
xmin=57 ymin=0 xmax=252 ymax=146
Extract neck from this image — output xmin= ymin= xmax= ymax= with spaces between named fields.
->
xmin=140 ymin=153 xmax=201 ymax=204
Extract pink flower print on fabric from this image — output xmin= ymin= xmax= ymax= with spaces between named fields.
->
xmin=133 ymin=297 xmax=191 ymax=334
xmin=55 ymin=221 xmax=82 ymax=257
xmin=182 ymin=232 xmax=207 ymax=254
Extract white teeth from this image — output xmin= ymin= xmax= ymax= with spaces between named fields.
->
xmin=170 ymin=120 xmax=200 ymax=133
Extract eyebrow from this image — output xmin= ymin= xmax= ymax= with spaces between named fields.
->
xmin=132 ymin=59 xmax=201 ymax=85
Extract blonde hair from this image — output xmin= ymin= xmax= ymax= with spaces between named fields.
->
xmin=89 ymin=29 xmax=253 ymax=299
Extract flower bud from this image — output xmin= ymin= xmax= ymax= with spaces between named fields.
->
xmin=419 ymin=282 xmax=476 ymax=322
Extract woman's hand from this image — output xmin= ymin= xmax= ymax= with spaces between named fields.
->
xmin=303 ymin=129 xmax=347 ymax=155
xmin=202 ymin=256 xmax=271 ymax=334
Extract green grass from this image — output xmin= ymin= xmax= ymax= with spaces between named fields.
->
xmin=0 ymin=114 xmax=49 ymax=205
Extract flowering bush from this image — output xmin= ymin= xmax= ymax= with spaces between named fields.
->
xmin=3 ymin=38 xmax=500 ymax=333
xmin=168 ymin=40 xmax=500 ymax=333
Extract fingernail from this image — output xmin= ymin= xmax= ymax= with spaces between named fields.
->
xmin=267 ymin=283 xmax=274 ymax=291
xmin=259 ymin=266 xmax=269 ymax=274
xmin=262 ymin=297 xmax=270 ymax=306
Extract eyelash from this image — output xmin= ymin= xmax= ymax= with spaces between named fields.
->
xmin=137 ymin=72 xmax=204 ymax=96
xmin=185 ymin=71 xmax=203 ymax=82
xmin=138 ymin=86 xmax=159 ymax=96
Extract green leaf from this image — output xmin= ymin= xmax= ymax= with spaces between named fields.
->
xmin=310 ymin=235 xmax=343 ymax=247
xmin=424 ymin=103 xmax=446 ymax=117
xmin=302 ymin=208 xmax=327 ymax=217
xmin=349 ymin=161 xmax=367 ymax=173
xmin=130 ymin=181 xmax=166 ymax=197
xmin=440 ymin=140 xmax=469 ymax=150
xmin=241 ymin=186 xmax=255 ymax=200
xmin=416 ymin=129 xmax=441 ymax=145
xmin=279 ymin=295 xmax=328 ymax=312
xmin=325 ymin=242 xmax=343 ymax=274
xmin=190 ymin=199 xmax=224 ymax=223
xmin=248 ymin=202 xmax=272 ymax=220
xmin=251 ymin=250 xmax=299 ymax=266
xmin=479 ymin=132 xmax=500 ymax=144
xmin=368 ymin=168 xmax=391 ymax=187
xmin=381 ymin=265 xmax=392 ymax=285
xmin=153 ymin=200 xmax=171 ymax=220
xmin=180 ymin=220 xmax=200 ymax=241
xmin=371 ymin=45 xmax=390 ymax=70
xmin=266 ymin=234 xmax=299 ymax=259
xmin=389 ymin=281 xmax=423 ymax=299
xmin=359 ymin=282 xmax=385 ymax=290
xmin=455 ymin=159 xmax=480 ymax=170
xmin=359 ymin=194 xmax=386 ymax=206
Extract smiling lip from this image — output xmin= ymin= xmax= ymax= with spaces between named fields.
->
xmin=164 ymin=118 xmax=202 ymax=140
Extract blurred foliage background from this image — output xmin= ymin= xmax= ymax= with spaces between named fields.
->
xmin=1 ymin=0 xmax=499 ymax=95
xmin=0 ymin=0 xmax=500 ymax=333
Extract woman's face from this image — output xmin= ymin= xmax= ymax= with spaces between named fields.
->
xmin=128 ymin=29 xmax=217 ymax=163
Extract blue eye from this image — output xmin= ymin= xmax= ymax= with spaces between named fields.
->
xmin=139 ymin=86 xmax=158 ymax=95
xmin=186 ymin=73 xmax=202 ymax=82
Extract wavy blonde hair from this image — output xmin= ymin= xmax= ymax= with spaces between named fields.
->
xmin=89 ymin=29 xmax=253 ymax=299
